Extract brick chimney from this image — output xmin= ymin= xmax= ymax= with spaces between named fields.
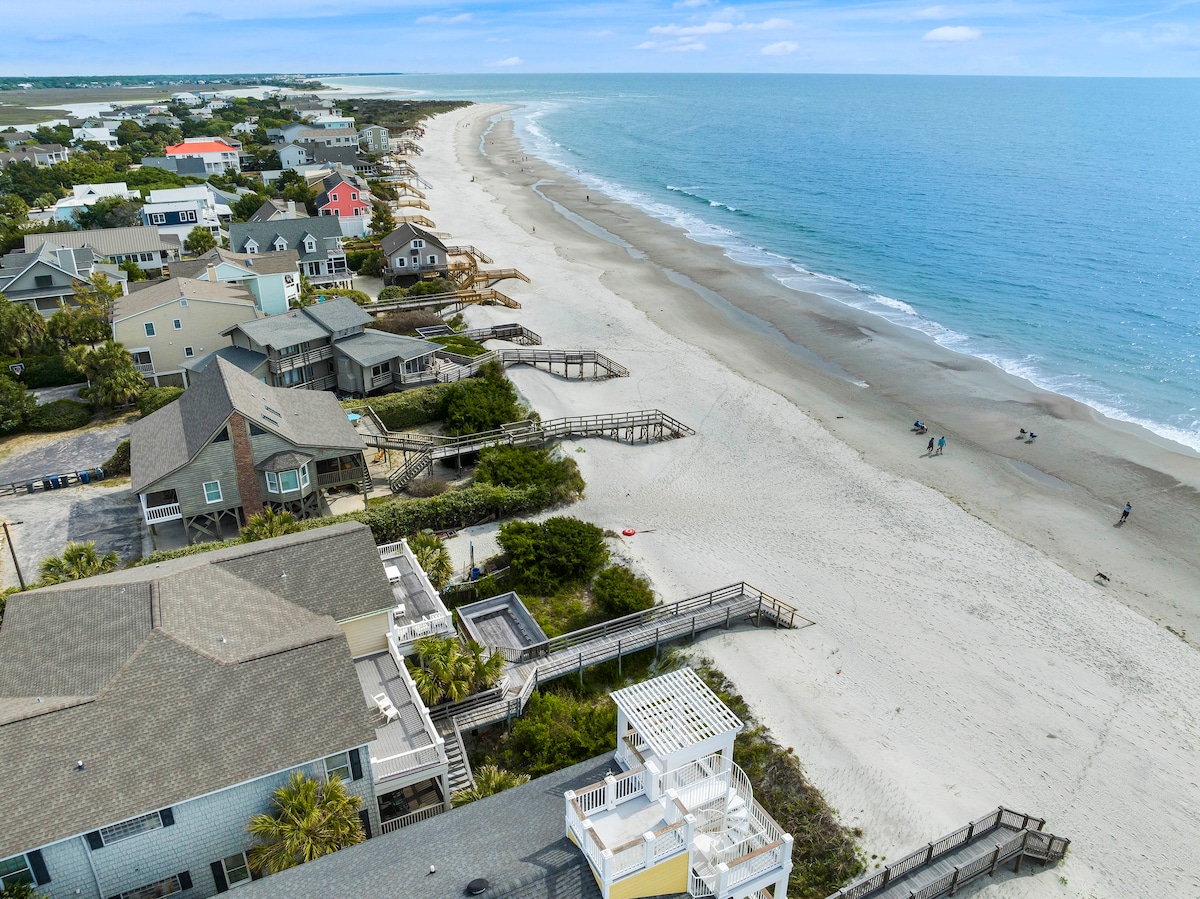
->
xmin=228 ymin=411 xmax=264 ymax=520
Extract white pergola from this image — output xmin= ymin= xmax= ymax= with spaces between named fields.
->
xmin=611 ymin=667 xmax=743 ymax=772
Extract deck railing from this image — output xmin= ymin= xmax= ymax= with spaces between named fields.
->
xmin=393 ymin=610 xmax=454 ymax=649
xmin=379 ymin=803 xmax=445 ymax=834
xmin=144 ymin=503 xmax=182 ymax=523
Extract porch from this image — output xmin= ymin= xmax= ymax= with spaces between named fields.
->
xmin=354 ymin=649 xmax=447 ymax=788
xmin=377 ymin=539 xmax=455 ymax=655
xmin=141 ymin=489 xmax=182 ymax=524
xmin=316 ymin=452 xmax=367 ymax=489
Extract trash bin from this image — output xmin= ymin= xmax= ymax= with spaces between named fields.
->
xmin=42 ymin=478 xmax=53 ymax=491
xmin=79 ymin=470 xmax=90 ymax=484
xmin=95 ymin=466 xmax=105 ymax=481
xmin=25 ymin=481 xmax=35 ymax=494
xmin=470 ymin=567 xmax=481 ymax=581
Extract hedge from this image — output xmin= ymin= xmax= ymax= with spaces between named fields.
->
xmin=26 ymin=399 xmax=91 ymax=432
xmin=0 ymin=354 xmax=79 ymax=389
xmin=138 ymin=386 xmax=184 ymax=417
xmin=345 ymin=384 xmax=451 ymax=430
xmin=104 ymin=439 xmax=131 ymax=477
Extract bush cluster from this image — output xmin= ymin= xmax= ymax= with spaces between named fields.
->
xmin=443 ymin=363 xmax=523 ymax=435
xmin=26 ymin=399 xmax=91 ymax=432
xmin=345 ymin=384 xmax=451 ymax=430
xmin=0 ymin=354 xmax=78 ymax=389
xmin=592 ymin=565 xmax=656 ymax=618
xmin=498 ymin=516 xmax=608 ymax=596
xmin=356 ymin=483 xmax=557 ymax=542
xmin=138 ymin=386 xmax=184 ymax=417
xmin=474 ymin=445 xmax=584 ymax=505
xmin=104 ymin=439 xmax=131 ymax=477
xmin=312 ymin=288 xmax=372 ymax=306
xmin=430 ymin=334 xmax=488 ymax=357
xmin=368 ymin=308 xmax=446 ymax=336
xmin=496 ymin=690 xmax=617 ymax=779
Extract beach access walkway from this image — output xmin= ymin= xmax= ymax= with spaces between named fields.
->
xmin=826 ymin=808 xmax=1071 ymax=899
xmin=354 ymin=406 xmax=691 ymax=492
xmin=446 ymin=582 xmax=813 ymax=735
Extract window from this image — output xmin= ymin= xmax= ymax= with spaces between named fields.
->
xmin=248 ymin=422 xmax=267 ymax=436
xmin=323 ymin=752 xmax=352 ymax=782
xmin=180 ymin=209 xmax=197 ymax=223
xmin=265 ymin=471 xmax=278 ymax=493
xmin=140 ymin=252 xmax=154 ymax=262
xmin=330 ymin=192 xmax=338 ymax=201
xmin=117 ymin=872 xmax=190 ymax=899
xmin=99 ymin=809 xmax=168 ymax=845
xmin=428 ymin=255 xmax=437 ymax=265
xmin=0 ymin=856 xmax=33 ymax=889
xmin=304 ymin=240 xmax=315 ymax=253
xmin=394 ymin=257 xmax=406 ymax=268
xmin=411 ymin=239 xmax=425 ymax=249
xmin=274 ymin=239 xmax=287 ymax=251
xmin=278 ymin=469 xmax=300 ymax=492
xmin=203 ymin=480 xmax=222 ymax=504
xmin=173 ymin=319 xmax=182 ymax=330
xmin=34 ymin=274 xmax=53 ymax=288
xmin=300 ymin=465 xmax=309 ymax=488
xmin=220 ymin=852 xmax=251 ymax=889
xmin=184 ymin=346 xmax=194 ymax=358
xmin=212 ymin=428 xmax=229 ymax=443
xmin=144 ymin=322 xmax=156 ymax=337
xmin=179 ymin=298 xmax=188 ymax=306
xmin=150 ymin=213 xmax=166 ymax=225
xmin=371 ymin=362 xmax=391 ymax=378
xmin=350 ymin=192 xmax=358 ymax=200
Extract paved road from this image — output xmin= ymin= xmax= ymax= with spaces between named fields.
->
xmin=0 ymin=484 xmax=142 ymax=589
xmin=0 ymin=422 xmax=131 ymax=486
xmin=28 ymin=383 xmax=87 ymax=404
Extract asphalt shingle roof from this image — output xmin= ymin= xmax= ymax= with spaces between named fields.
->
xmin=172 ymin=247 xmax=301 ymax=278
xmin=111 ymin=277 xmax=257 ymax=319
xmin=229 ymin=218 xmax=344 ymax=264
xmin=380 ymin=222 xmax=448 ymax=258
xmin=0 ymin=522 xmax=389 ymax=858
xmin=129 ymin=356 xmax=363 ymax=493
xmin=304 ymin=295 xmax=373 ymax=332
xmin=181 ymin=344 xmax=267 ymax=375
xmin=228 ymin=309 xmax=328 ymax=349
xmin=235 ymin=757 xmax=625 ymax=899
xmin=336 ymin=330 xmax=439 ymax=367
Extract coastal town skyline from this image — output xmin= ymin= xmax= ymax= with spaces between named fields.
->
xmin=5 ymin=1 xmax=1200 ymax=78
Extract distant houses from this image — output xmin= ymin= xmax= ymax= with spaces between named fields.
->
xmin=162 ymin=137 xmax=242 ymax=174
xmin=23 ymin=226 xmax=179 ymax=278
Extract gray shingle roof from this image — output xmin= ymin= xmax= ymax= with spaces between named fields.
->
xmin=304 ymin=295 xmax=372 ymax=332
xmin=172 ymin=247 xmax=301 ymax=278
xmin=0 ymin=522 xmax=389 ymax=858
xmin=380 ymin=222 xmax=448 ymax=258
xmin=227 ymin=309 xmax=328 ymax=350
xmin=129 ymin=356 xmax=363 ymax=493
xmin=111 ymin=276 xmax=258 ymax=320
xmin=181 ymin=344 xmax=268 ymax=375
xmin=235 ymin=757 xmax=620 ymax=899
xmin=229 ymin=218 xmax=344 ymax=264
xmin=336 ymin=330 xmax=439 ymax=367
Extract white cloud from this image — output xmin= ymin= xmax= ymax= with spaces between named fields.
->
xmin=666 ymin=40 xmax=707 ymax=52
xmin=737 ymin=18 xmax=792 ymax=31
xmin=489 ymin=56 xmax=523 ymax=66
xmin=635 ymin=41 xmax=658 ymax=50
xmin=922 ymin=25 xmax=981 ymax=42
xmin=650 ymin=21 xmax=733 ymax=36
xmin=913 ymin=5 xmax=952 ymax=20
xmin=762 ymin=41 xmax=799 ymax=56
xmin=415 ymin=12 xmax=471 ymax=25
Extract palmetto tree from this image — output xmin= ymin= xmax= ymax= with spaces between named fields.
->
xmin=246 ymin=772 xmax=364 ymax=875
xmin=466 ymin=639 xmax=504 ymax=692
xmin=39 ymin=541 xmax=120 ymax=585
xmin=450 ymin=764 xmax=530 ymax=807
xmin=241 ymin=508 xmax=301 ymax=543
xmin=409 ymin=531 xmax=452 ymax=589
xmin=406 ymin=635 xmax=504 ymax=707
xmin=0 ymin=295 xmax=47 ymax=357
xmin=67 ymin=341 xmax=144 ymax=411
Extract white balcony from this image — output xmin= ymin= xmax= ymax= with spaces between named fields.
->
xmin=377 ymin=539 xmax=455 ymax=656
xmin=140 ymin=491 xmax=182 ymax=524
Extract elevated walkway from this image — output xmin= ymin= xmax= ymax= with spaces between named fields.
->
xmin=827 ymin=808 xmax=1070 ymax=899
xmin=370 ymin=287 xmax=521 ymax=314
xmin=452 ymin=582 xmax=812 ymax=733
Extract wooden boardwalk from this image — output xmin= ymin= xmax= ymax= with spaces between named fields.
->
xmin=827 ymin=808 xmax=1070 ymax=899
xmin=450 ymin=583 xmax=813 ymax=733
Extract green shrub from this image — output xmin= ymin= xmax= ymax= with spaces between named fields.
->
xmin=593 ymin=565 xmax=656 ymax=618
xmin=497 ymin=690 xmax=617 ymax=778
xmin=0 ymin=373 xmax=36 ymax=435
xmin=443 ymin=365 xmax=522 ymax=435
xmin=377 ymin=285 xmax=407 ymax=301
xmin=430 ymin=334 xmax=487 ymax=357
xmin=368 ymin=309 xmax=446 ymax=335
xmin=104 ymin=438 xmax=131 ymax=476
xmin=474 ymin=445 xmax=584 ymax=504
xmin=346 ymin=250 xmax=372 ymax=272
xmin=346 ymin=383 xmax=451 ymax=430
xmin=0 ymin=354 xmax=78 ymax=389
xmin=498 ymin=516 xmax=608 ymax=595
xmin=26 ymin=399 xmax=91 ymax=432
xmin=314 ymin=288 xmax=372 ymax=306
xmin=137 ymin=386 xmax=183 ymax=417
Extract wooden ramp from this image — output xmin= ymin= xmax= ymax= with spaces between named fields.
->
xmin=498 ymin=348 xmax=628 ymax=379
xmin=370 ymin=288 xmax=521 ymax=314
xmin=450 ymin=582 xmax=813 ymax=733
xmin=827 ymin=808 xmax=1070 ymax=899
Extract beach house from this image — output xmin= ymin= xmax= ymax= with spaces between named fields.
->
xmin=229 ymin=218 xmax=352 ymax=290
xmin=0 ymin=244 xmax=127 ymax=317
xmin=380 ymin=222 xmax=450 ymax=284
xmin=113 ymin=278 xmax=261 ymax=388
xmin=358 ymin=124 xmax=390 ymax=154
xmin=0 ymin=521 xmax=458 ymax=899
xmin=51 ymin=182 xmax=139 ymax=224
xmin=172 ymin=248 xmax=301 ymax=316
xmin=162 ymin=137 xmax=242 ymax=174
xmin=566 ymin=667 xmax=793 ymax=899
xmin=130 ymin=357 xmax=368 ymax=543
xmin=22 ymin=227 xmax=178 ymax=278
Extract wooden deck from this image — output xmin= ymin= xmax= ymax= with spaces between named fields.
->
xmin=827 ymin=808 xmax=1070 ymax=899
xmin=451 ymin=582 xmax=813 ymax=733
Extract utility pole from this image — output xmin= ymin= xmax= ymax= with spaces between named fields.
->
xmin=2 ymin=520 xmax=26 ymax=590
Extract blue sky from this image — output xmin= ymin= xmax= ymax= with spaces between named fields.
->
xmin=7 ymin=1 xmax=1200 ymax=77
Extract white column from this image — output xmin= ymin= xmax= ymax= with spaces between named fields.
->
xmin=605 ymin=774 xmax=618 ymax=811
xmin=642 ymin=831 xmax=656 ymax=869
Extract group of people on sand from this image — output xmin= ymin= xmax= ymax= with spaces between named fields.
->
xmin=913 ymin=422 xmax=946 ymax=455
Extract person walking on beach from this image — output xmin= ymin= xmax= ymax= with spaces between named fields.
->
xmin=1120 ymin=501 xmax=1132 ymax=524
xmin=927 ymin=437 xmax=935 ymax=455
xmin=936 ymin=436 xmax=946 ymax=455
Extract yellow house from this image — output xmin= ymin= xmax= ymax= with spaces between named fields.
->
xmin=113 ymin=276 xmax=261 ymax=387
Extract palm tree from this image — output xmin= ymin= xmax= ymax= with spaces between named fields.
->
xmin=241 ymin=507 xmax=301 ymax=543
xmin=451 ymin=764 xmax=530 ymax=807
xmin=67 ymin=341 xmax=144 ymax=411
xmin=409 ymin=531 xmax=453 ymax=589
xmin=39 ymin=541 xmax=120 ymax=585
xmin=247 ymin=772 xmax=364 ymax=875
xmin=466 ymin=640 xmax=504 ymax=692
xmin=407 ymin=635 xmax=472 ymax=706
xmin=0 ymin=296 xmax=47 ymax=357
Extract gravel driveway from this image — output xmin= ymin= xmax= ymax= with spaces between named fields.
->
xmin=0 ymin=422 xmax=131 ymax=486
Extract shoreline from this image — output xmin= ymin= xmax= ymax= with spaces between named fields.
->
xmin=467 ymin=106 xmax=1200 ymax=643
xmin=412 ymin=102 xmax=1200 ymax=897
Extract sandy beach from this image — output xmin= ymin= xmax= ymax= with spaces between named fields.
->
xmin=402 ymin=103 xmax=1200 ymax=897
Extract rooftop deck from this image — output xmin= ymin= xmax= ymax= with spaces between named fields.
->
xmin=376 ymin=540 xmax=454 ymax=652
xmin=354 ymin=651 xmax=445 ymax=785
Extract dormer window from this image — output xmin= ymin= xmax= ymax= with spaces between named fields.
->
xmin=244 ymin=240 xmax=258 ymax=255
xmin=304 ymin=239 xmax=316 ymax=253
xmin=411 ymin=239 xmax=425 ymax=250
xmin=273 ymin=238 xmax=287 ymax=251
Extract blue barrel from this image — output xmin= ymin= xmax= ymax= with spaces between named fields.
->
xmin=79 ymin=471 xmax=89 ymax=484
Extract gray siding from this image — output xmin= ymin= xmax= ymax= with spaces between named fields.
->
xmin=158 ymin=437 xmax=239 ymax=516
xmin=31 ymin=750 xmax=376 ymax=899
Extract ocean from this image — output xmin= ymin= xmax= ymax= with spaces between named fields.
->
xmin=331 ymin=74 xmax=1200 ymax=451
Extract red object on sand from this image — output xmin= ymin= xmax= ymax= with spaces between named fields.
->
xmin=622 ymin=528 xmax=637 ymax=536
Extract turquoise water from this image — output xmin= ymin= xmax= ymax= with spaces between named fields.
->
xmin=334 ymin=74 xmax=1200 ymax=450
